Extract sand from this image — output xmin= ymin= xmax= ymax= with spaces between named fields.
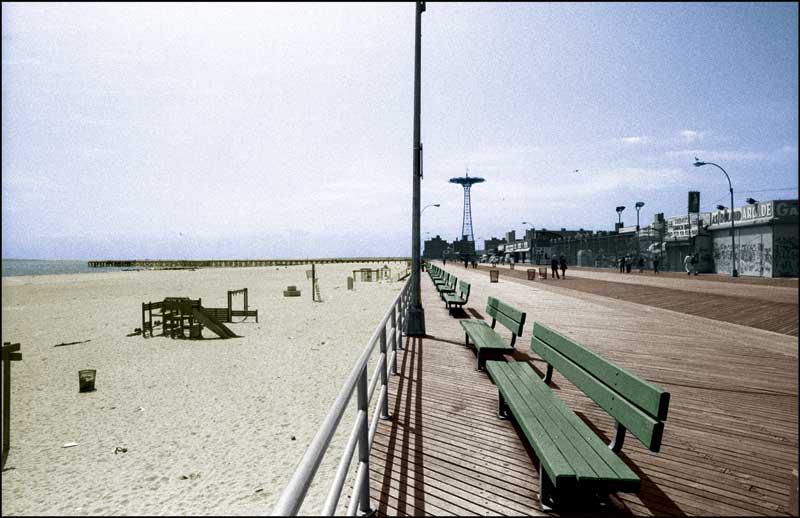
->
xmin=1 ymin=262 xmax=409 ymax=516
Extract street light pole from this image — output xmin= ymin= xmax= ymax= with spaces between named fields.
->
xmin=635 ymin=201 xmax=644 ymax=255
xmin=694 ymin=159 xmax=738 ymax=277
xmin=407 ymin=1 xmax=426 ymax=336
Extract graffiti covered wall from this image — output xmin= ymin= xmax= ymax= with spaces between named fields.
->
xmin=773 ymin=224 xmax=799 ymax=277
xmin=712 ymin=227 xmax=772 ymax=277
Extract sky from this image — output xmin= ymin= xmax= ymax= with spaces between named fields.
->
xmin=2 ymin=2 xmax=797 ymax=260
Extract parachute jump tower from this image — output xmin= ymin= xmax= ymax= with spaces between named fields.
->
xmin=449 ymin=169 xmax=485 ymax=242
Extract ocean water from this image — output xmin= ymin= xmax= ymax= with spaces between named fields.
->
xmin=2 ymin=259 xmax=138 ymax=277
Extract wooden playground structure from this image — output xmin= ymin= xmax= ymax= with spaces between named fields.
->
xmin=140 ymin=288 xmax=258 ymax=339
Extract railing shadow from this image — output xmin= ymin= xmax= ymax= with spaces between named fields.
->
xmin=376 ymin=335 xmax=426 ymax=516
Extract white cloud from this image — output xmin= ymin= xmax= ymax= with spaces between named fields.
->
xmin=619 ymin=136 xmax=648 ymax=145
xmin=679 ymin=129 xmax=706 ymax=142
xmin=665 ymin=149 xmax=766 ymax=161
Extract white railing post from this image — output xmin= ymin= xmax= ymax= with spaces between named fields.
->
xmin=272 ymin=277 xmax=410 ymax=516
xmin=379 ymin=327 xmax=390 ymax=420
xmin=390 ymin=306 xmax=398 ymax=375
xmin=355 ymin=367 xmax=372 ymax=515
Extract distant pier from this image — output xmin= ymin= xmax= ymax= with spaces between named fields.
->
xmin=87 ymin=257 xmax=411 ymax=269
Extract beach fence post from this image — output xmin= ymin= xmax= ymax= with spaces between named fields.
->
xmin=390 ymin=307 xmax=398 ymax=375
xmin=379 ymin=327 xmax=391 ymax=420
xmin=353 ymin=367 xmax=373 ymax=516
xmin=2 ymin=342 xmax=22 ymax=467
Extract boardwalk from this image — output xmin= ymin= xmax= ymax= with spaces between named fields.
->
xmin=475 ymin=264 xmax=798 ymax=336
xmin=362 ymin=262 xmax=798 ymax=516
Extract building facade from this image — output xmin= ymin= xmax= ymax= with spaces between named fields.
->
xmin=707 ymin=199 xmax=798 ymax=277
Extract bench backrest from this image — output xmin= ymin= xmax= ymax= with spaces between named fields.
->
xmin=458 ymin=281 xmax=470 ymax=301
xmin=486 ymin=296 xmax=526 ymax=341
xmin=531 ymin=322 xmax=670 ymax=452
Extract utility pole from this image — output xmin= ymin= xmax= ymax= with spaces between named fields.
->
xmin=406 ymin=1 xmax=426 ymax=336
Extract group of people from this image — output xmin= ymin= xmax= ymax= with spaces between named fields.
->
xmin=550 ymin=255 xmax=568 ymax=279
xmin=618 ymin=255 xmax=660 ymax=274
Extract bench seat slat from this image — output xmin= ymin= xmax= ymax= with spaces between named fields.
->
xmin=460 ymin=320 xmax=514 ymax=352
xmin=532 ymin=336 xmax=664 ymax=452
xmin=534 ymin=323 xmax=670 ymax=421
xmin=504 ymin=362 xmax=640 ymax=488
xmin=486 ymin=362 xmax=578 ymax=488
xmin=442 ymin=293 xmax=466 ymax=305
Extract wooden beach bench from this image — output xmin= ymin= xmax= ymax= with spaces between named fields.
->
xmin=485 ymin=322 xmax=670 ymax=510
xmin=442 ymin=280 xmax=470 ymax=315
xmin=436 ymin=274 xmax=457 ymax=300
xmin=460 ymin=297 xmax=526 ymax=370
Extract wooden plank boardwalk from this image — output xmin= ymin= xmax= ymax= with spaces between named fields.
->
xmin=475 ymin=264 xmax=799 ymax=336
xmin=358 ymin=263 xmax=798 ymax=516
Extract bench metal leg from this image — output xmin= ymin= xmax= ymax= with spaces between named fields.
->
xmin=608 ymin=421 xmax=627 ymax=453
xmin=539 ymin=463 xmax=555 ymax=512
xmin=497 ymin=391 xmax=509 ymax=419
xmin=464 ymin=333 xmax=470 ymax=348
xmin=476 ymin=351 xmax=483 ymax=371
xmin=543 ymin=364 xmax=553 ymax=384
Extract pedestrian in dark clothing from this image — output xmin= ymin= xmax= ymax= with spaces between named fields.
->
xmin=637 ymin=256 xmax=644 ymax=273
xmin=625 ymin=256 xmax=632 ymax=273
xmin=619 ymin=256 xmax=625 ymax=273
xmin=464 ymin=258 xmax=469 ymax=269
xmin=551 ymin=256 xmax=560 ymax=279
xmin=691 ymin=253 xmax=699 ymax=276
xmin=653 ymin=257 xmax=660 ymax=274
xmin=559 ymin=255 xmax=567 ymax=279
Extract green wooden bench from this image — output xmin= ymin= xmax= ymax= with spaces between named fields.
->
xmin=485 ymin=322 xmax=670 ymax=510
xmin=436 ymin=274 xmax=457 ymax=300
xmin=460 ymin=297 xmax=526 ymax=370
xmin=442 ymin=280 xmax=470 ymax=315
xmin=433 ymin=271 xmax=452 ymax=290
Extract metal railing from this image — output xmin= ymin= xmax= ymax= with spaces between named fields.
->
xmin=272 ymin=277 xmax=412 ymax=516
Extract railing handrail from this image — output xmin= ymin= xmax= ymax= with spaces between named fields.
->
xmin=272 ymin=277 xmax=411 ymax=516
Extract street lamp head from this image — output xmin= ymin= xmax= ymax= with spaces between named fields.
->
xmin=635 ymin=201 xmax=645 ymax=209
xmin=615 ymin=206 xmax=626 ymax=213
xmin=716 ymin=205 xmax=727 ymax=211
xmin=433 ymin=203 xmax=440 ymax=207
xmin=693 ymin=158 xmax=706 ymax=167
xmin=746 ymin=198 xmax=758 ymax=205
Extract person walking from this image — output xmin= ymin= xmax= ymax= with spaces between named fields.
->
xmin=625 ymin=255 xmax=632 ymax=274
xmin=683 ymin=253 xmax=693 ymax=275
xmin=691 ymin=253 xmax=699 ymax=276
xmin=619 ymin=256 xmax=625 ymax=273
xmin=551 ymin=256 xmax=560 ymax=279
xmin=653 ymin=257 xmax=660 ymax=274
xmin=637 ymin=256 xmax=644 ymax=273
xmin=559 ymin=255 xmax=567 ymax=279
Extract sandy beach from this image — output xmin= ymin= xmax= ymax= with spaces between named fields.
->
xmin=1 ymin=262 xmax=409 ymax=515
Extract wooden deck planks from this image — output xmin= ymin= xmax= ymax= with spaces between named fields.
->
xmin=357 ymin=263 xmax=797 ymax=516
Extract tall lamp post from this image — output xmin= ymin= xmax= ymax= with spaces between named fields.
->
xmin=694 ymin=159 xmax=738 ymax=277
xmin=615 ymin=206 xmax=625 ymax=226
xmin=407 ymin=1 xmax=426 ymax=336
xmin=635 ymin=201 xmax=645 ymax=255
xmin=422 ymin=203 xmax=440 ymax=215
xmin=634 ymin=201 xmax=644 ymax=231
